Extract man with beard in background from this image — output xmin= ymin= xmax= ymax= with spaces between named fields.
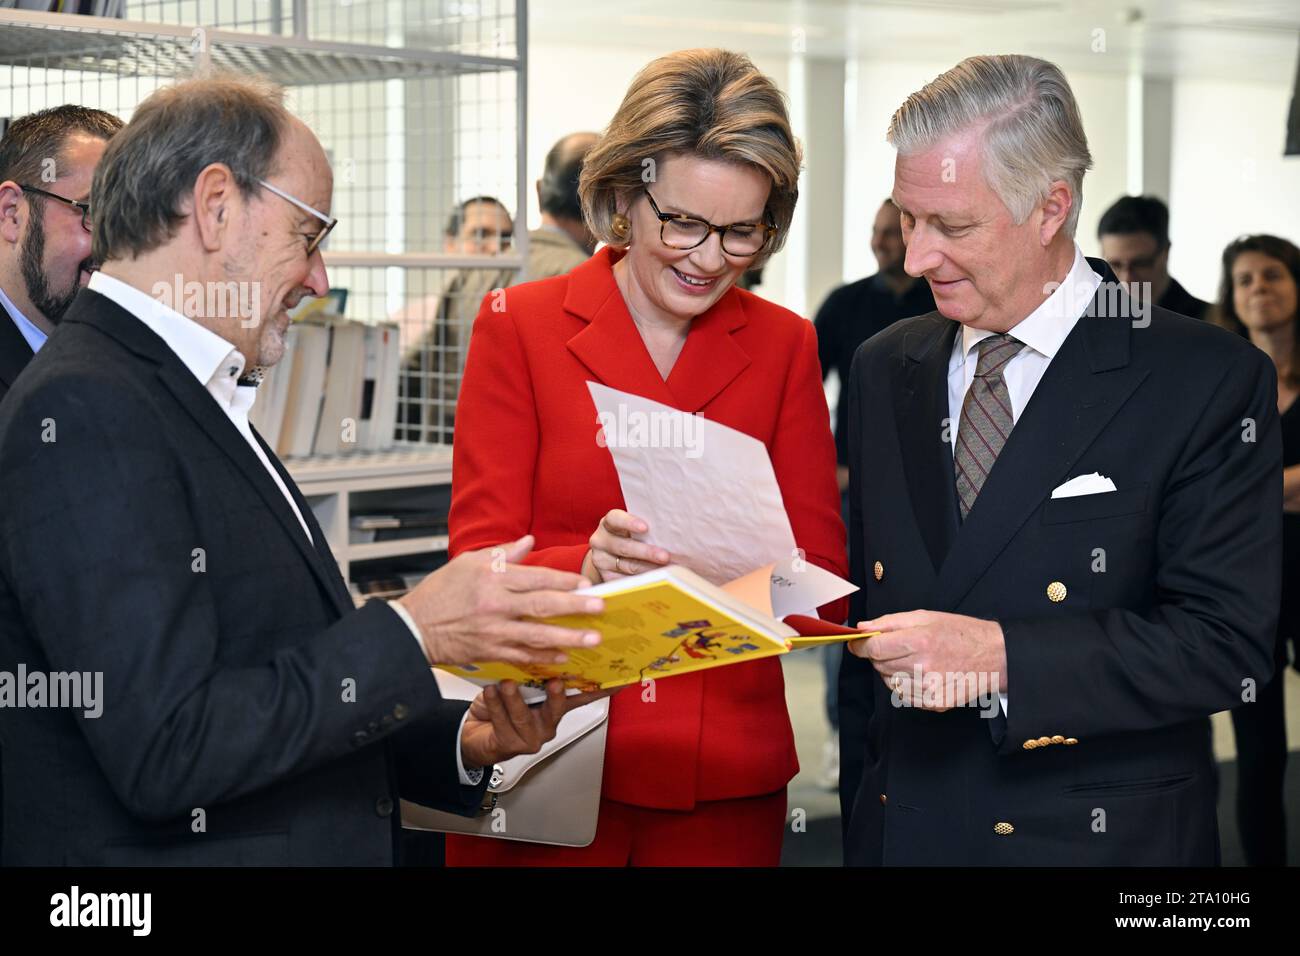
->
xmin=0 ymin=105 xmax=121 ymax=864
xmin=0 ymin=106 xmax=122 ymax=402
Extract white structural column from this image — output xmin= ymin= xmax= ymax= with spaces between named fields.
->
xmin=799 ymin=55 xmax=847 ymax=321
xmin=1125 ymin=71 xmax=1174 ymax=201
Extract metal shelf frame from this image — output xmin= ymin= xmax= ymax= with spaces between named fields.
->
xmin=0 ymin=1 xmax=530 ymax=578
xmin=0 ymin=7 xmax=523 ymax=86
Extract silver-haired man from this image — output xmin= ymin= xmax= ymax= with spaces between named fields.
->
xmin=839 ymin=54 xmax=1280 ymax=865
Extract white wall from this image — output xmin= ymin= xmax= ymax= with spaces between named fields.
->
xmin=841 ymin=58 xmax=953 ymax=286
xmin=1168 ymin=76 xmax=1300 ymax=304
xmin=1068 ymin=70 xmax=1132 ymax=261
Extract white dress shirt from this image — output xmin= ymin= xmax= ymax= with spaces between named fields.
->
xmin=946 ymin=244 xmax=1102 ymax=717
xmin=89 ymin=271 xmax=314 ymax=541
xmin=88 ymin=272 xmax=482 ymax=785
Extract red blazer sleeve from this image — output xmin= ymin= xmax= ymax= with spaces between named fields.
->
xmin=448 ymin=298 xmax=589 ymax=572
xmin=771 ymin=317 xmax=849 ymax=622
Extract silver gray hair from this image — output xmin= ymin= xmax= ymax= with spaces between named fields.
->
xmin=92 ymin=73 xmax=292 ymax=264
xmin=887 ymin=54 xmax=1093 ymax=238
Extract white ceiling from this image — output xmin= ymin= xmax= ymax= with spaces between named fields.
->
xmin=529 ymin=0 xmax=1300 ymax=85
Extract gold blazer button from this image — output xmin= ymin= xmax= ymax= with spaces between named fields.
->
xmin=873 ymin=561 xmax=884 ymax=581
xmin=1047 ymin=581 xmax=1067 ymax=602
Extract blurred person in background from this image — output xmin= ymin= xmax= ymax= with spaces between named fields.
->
xmin=519 ymin=131 xmax=598 ymax=282
xmin=396 ymin=196 xmax=515 ymax=444
xmin=0 ymin=103 xmax=121 ymax=863
xmin=815 ymin=198 xmax=937 ymax=493
xmin=445 ymin=195 xmax=513 ymax=256
xmin=1213 ymin=232 xmax=1300 ymax=867
xmin=1098 ymin=194 xmax=1209 ymax=321
xmin=0 ymin=105 xmax=122 ymax=402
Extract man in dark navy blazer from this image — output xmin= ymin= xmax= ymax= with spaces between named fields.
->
xmin=0 ymin=76 xmax=608 ymax=866
xmin=839 ymin=55 xmax=1280 ymax=865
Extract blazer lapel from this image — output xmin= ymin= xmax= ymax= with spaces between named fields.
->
xmin=565 ymin=282 xmax=676 ymax=406
xmin=68 ymin=291 xmax=348 ymax=608
xmin=894 ymin=314 xmax=961 ymax=574
xmin=153 ymin=362 xmax=351 ymax=608
xmin=932 ymin=282 xmax=1149 ymax=610
xmin=664 ymin=290 xmax=750 ymax=412
xmin=258 ymin=429 xmax=354 ymax=616
xmin=564 ymin=248 xmax=751 ymax=412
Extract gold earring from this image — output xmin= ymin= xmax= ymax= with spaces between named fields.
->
xmin=611 ymin=213 xmax=631 ymax=242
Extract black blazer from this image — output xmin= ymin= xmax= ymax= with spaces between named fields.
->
xmin=0 ymin=294 xmax=34 ymax=863
xmin=0 ymin=296 xmax=35 ymax=404
xmin=0 ymin=289 xmax=486 ymax=866
xmin=838 ymin=258 xmax=1281 ymax=866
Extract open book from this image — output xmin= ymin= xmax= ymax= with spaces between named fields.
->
xmin=437 ymin=563 xmax=874 ymax=693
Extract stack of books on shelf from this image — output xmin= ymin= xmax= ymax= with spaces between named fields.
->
xmin=349 ymin=512 xmax=449 ymax=545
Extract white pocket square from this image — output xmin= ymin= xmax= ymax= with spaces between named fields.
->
xmin=1051 ymin=472 xmax=1117 ymax=499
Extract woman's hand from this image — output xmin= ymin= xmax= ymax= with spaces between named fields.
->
xmin=580 ymin=509 xmax=672 ymax=583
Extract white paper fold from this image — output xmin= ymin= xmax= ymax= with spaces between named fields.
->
xmin=588 ymin=382 xmax=856 ymax=616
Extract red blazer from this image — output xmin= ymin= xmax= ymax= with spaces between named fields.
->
xmin=449 ymin=246 xmax=847 ymax=811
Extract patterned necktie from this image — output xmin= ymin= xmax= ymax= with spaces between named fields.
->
xmin=954 ymin=333 xmax=1023 ymax=520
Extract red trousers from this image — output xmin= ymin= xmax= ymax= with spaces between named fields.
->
xmin=445 ymin=789 xmax=788 ymax=867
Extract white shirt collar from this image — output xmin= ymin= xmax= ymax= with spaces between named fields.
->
xmin=959 ymin=243 xmax=1102 ymax=361
xmin=88 ymin=271 xmax=245 ymax=393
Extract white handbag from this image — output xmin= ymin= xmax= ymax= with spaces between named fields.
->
xmin=400 ymin=671 xmax=609 ymax=847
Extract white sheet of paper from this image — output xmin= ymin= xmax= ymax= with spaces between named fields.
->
xmin=589 ymin=381 xmax=798 ymax=585
xmin=769 ymin=554 xmax=858 ymax=620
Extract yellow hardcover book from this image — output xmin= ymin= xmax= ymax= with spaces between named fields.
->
xmin=438 ymin=565 xmax=873 ymax=693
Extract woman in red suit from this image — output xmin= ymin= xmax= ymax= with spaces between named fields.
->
xmin=445 ymin=48 xmax=847 ymax=866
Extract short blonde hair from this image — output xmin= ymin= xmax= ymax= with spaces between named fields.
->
xmin=579 ymin=48 xmax=801 ymax=266
xmin=888 ymin=55 xmax=1093 ymax=238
